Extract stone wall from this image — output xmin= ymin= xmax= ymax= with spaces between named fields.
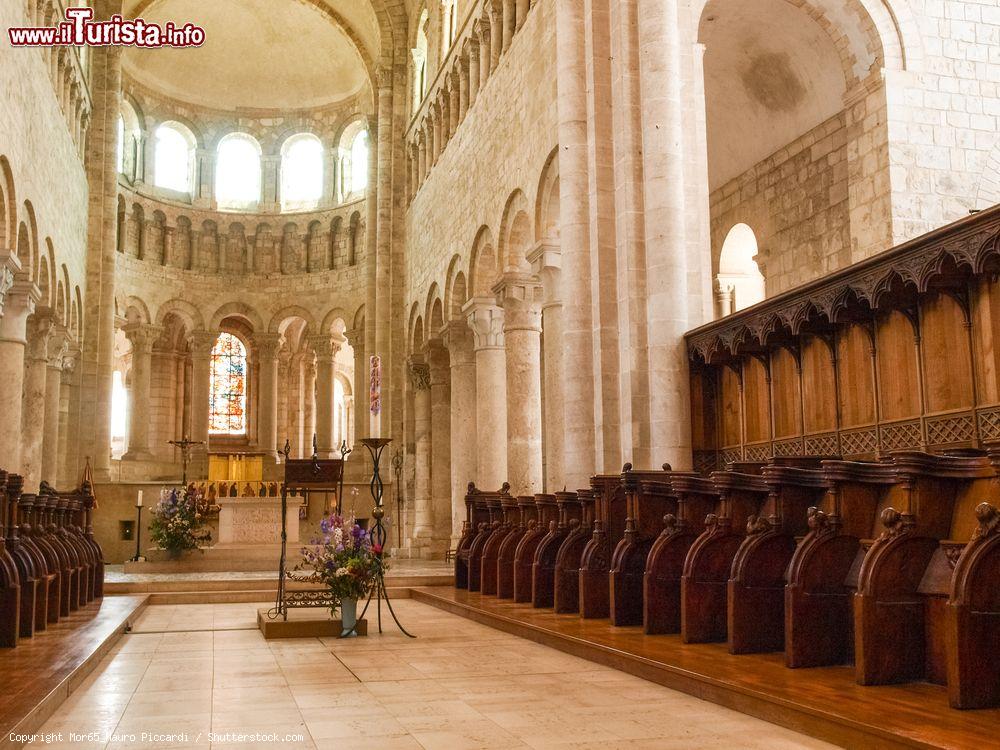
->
xmin=709 ymin=114 xmax=851 ymax=296
xmin=405 ymin=0 xmax=558 ymax=310
xmin=0 ymin=1 xmax=90 ymax=309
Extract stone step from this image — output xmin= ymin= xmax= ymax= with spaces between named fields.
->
xmin=106 ymin=573 xmax=453 ymax=595
xmin=145 ymin=587 xmax=418 ymax=605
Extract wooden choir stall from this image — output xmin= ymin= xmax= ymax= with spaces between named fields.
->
xmin=441 ymin=205 xmax=1000 ymax=748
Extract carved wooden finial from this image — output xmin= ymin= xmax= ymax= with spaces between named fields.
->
xmin=972 ymin=501 xmax=1000 ymax=541
xmin=623 ymin=462 xmax=633 ymax=473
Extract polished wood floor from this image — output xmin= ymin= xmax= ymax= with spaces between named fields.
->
xmin=0 ymin=595 xmax=148 ymax=747
xmin=412 ymin=587 xmax=998 ymax=750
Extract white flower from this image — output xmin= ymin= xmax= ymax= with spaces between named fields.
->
xmin=335 ymin=567 xmax=349 ymax=577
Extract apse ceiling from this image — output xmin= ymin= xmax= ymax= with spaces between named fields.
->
xmin=700 ymin=0 xmax=848 ymax=190
xmin=122 ymin=0 xmax=380 ymax=111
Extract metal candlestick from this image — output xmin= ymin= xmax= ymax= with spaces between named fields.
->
xmin=337 ymin=440 xmax=352 ymax=515
xmin=130 ymin=503 xmax=143 ymax=562
xmin=355 ymin=437 xmax=414 ymax=638
xmin=272 ymin=439 xmax=292 ymax=620
xmin=391 ymin=449 xmax=403 ymax=548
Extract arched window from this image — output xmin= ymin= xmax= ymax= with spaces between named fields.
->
xmin=110 ymin=369 xmax=128 ymax=458
xmin=350 ymin=130 xmax=369 ymax=195
xmin=154 ymin=122 xmax=195 ymax=193
xmin=209 ymin=333 xmax=248 ymax=434
xmin=716 ymin=223 xmax=766 ymax=317
xmin=412 ymin=10 xmax=429 ymax=113
xmin=280 ymin=133 xmax=324 ymax=211
xmin=215 ymin=133 xmax=262 ymax=210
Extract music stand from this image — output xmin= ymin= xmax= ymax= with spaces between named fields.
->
xmin=355 ymin=438 xmax=415 ymax=637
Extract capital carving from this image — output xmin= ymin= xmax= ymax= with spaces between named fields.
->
xmin=493 ymin=273 xmax=543 ymax=332
xmin=343 ymin=327 xmax=365 ymax=350
xmin=425 ymin=338 xmax=451 ymax=385
xmin=25 ymin=312 xmax=55 ymax=361
xmin=253 ymin=333 xmax=283 ymax=361
xmin=527 ymin=241 xmax=561 ymax=306
xmin=407 ymin=355 xmax=430 ymax=391
xmin=308 ymin=333 xmax=345 ymax=360
xmin=463 ymin=297 xmax=504 ymax=350
xmin=187 ymin=331 xmax=219 ymax=359
xmin=124 ymin=323 xmax=163 ymax=356
xmin=0 ymin=265 xmax=14 ymax=317
xmin=440 ymin=319 xmax=474 ymax=366
xmin=46 ymin=327 xmax=69 ymax=369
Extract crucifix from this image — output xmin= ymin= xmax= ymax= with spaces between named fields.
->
xmin=168 ymin=436 xmax=204 ymax=486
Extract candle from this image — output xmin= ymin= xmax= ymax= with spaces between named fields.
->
xmin=136 ymin=490 xmax=143 ymax=508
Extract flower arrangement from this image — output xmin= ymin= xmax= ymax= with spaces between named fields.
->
xmin=298 ymin=513 xmax=385 ymax=605
xmin=149 ymin=487 xmax=212 ymax=555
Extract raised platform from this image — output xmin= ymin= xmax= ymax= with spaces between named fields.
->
xmin=0 ymin=595 xmax=148 ymax=750
xmin=123 ymin=543 xmax=300 ymax=573
xmin=256 ymin=608 xmax=368 ymax=639
xmin=411 ymin=587 xmax=997 ymax=750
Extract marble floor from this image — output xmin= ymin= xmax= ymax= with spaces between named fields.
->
xmin=27 ymin=599 xmax=835 ymax=750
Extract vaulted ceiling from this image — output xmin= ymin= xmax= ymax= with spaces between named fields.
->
xmin=122 ymin=0 xmax=382 ymax=111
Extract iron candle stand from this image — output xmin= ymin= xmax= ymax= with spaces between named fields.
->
xmin=355 ymin=437 xmax=415 ymax=638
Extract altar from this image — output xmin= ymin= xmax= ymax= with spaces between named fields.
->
xmin=216 ymin=495 xmax=299 ymax=546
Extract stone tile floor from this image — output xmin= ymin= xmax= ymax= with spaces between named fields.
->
xmin=26 ymin=599 xmax=834 ymax=749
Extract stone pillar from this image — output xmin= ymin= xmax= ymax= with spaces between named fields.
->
xmin=449 ymin=76 xmax=460 ymax=131
xmin=345 ymin=327 xmax=367 ymax=444
xmin=516 ymin=0 xmax=529 ymax=30
xmin=42 ymin=329 xmax=68 ymax=484
xmin=443 ymin=320 xmax=476 ymax=543
xmin=187 ymin=331 xmax=217 ymax=470
xmin=489 ymin=5 xmax=503 ymax=68
xmin=288 ymin=353 xmax=303 ymax=457
xmin=277 ymin=350 xmax=290 ymax=449
xmin=21 ymin=312 xmax=53 ymax=489
xmin=427 ymin=339 xmax=451 ymax=554
xmin=478 ymin=26 xmax=491 ymax=89
xmin=303 ymin=356 xmax=317 ymax=455
xmin=79 ymin=9 xmax=123 ymax=481
xmin=637 ymin=0 xmax=693 ymax=467
xmin=556 ymin=0 xmax=597 ymax=488
xmin=494 ymin=274 xmax=544 ymax=497
xmin=459 ymin=57 xmax=470 ymax=118
xmin=141 ymin=127 xmax=156 ymax=186
xmin=261 ymin=155 xmax=279 ymax=210
xmin=310 ymin=333 xmax=344 ymax=457
xmin=464 ymin=298 xmax=507 ymax=489
xmin=433 ymin=106 xmax=443 ymax=164
xmin=122 ymin=323 xmax=161 ymax=461
xmin=254 ymin=333 xmax=282 ymax=459
xmin=502 ymin=0 xmax=515 ymax=51
xmin=58 ymin=347 xmax=81 ymax=487
xmin=529 ymin=242 xmax=564 ymax=491
xmin=468 ymin=38 xmax=481 ymax=104
xmin=418 ymin=135 xmax=427 ymax=185
xmin=408 ymin=356 xmax=433 ymax=550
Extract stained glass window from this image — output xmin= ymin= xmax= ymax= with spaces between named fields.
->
xmin=209 ymin=333 xmax=247 ymax=434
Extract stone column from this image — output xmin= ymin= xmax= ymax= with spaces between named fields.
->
xmin=489 ymin=5 xmax=503 ymax=68
xmin=427 ymin=339 xmax=451 ymax=554
xmin=21 ymin=312 xmax=53 ymax=489
xmin=288 ymin=353 xmax=303 ymax=457
xmin=309 ymin=333 xmax=344 ymax=457
xmin=187 ymin=331 xmax=217 ymax=470
xmin=277 ymin=350 xmax=290 ymax=449
xmin=261 ymin=155 xmax=279 ymax=210
xmin=79 ymin=8 xmax=123 ymax=481
xmin=529 ymin=242 xmax=564 ymax=491
xmin=443 ymin=320 xmax=476 ymax=543
xmin=449 ymin=76 xmax=460 ymax=131
xmin=123 ymin=323 xmax=161 ymax=461
xmin=515 ymin=0 xmax=529 ymax=30
xmin=255 ymin=333 xmax=282 ymax=459
xmin=494 ymin=274 xmax=543 ymax=497
xmin=58 ymin=347 xmax=80 ymax=487
xmin=468 ymin=38 xmax=481 ymax=104
xmin=464 ymin=298 xmax=507 ymax=489
xmin=42 ymin=328 xmax=68 ymax=484
xmin=502 ymin=0 xmax=515 ymax=51
xmin=433 ymin=106 xmax=443 ymax=164
xmin=408 ymin=356 xmax=433 ymax=550
xmin=459 ymin=57 xmax=470 ymax=118
xmin=637 ymin=0 xmax=694 ymax=467
xmin=303 ymin=356 xmax=317 ymax=455
xmin=556 ymin=0 xmax=597 ymax=487
xmin=345 ymin=327 xmax=367 ymax=444
xmin=478 ymin=25 xmax=491 ymax=89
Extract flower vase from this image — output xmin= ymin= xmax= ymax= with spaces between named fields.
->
xmin=339 ymin=597 xmax=358 ymax=637
xmin=165 ymin=548 xmax=183 ymax=561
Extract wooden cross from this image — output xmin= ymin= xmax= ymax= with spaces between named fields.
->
xmin=168 ymin=436 xmax=204 ymax=486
